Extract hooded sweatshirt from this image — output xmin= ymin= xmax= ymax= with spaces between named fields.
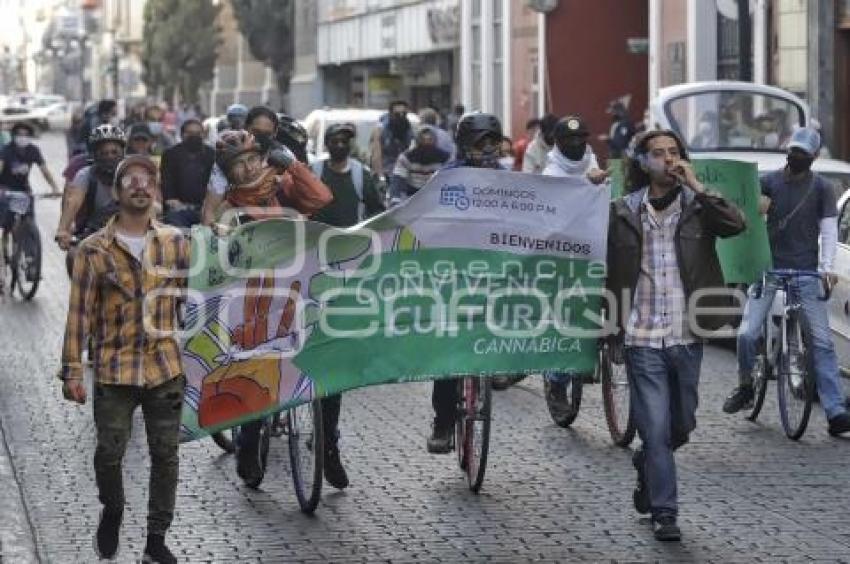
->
xmin=542 ymin=146 xmax=600 ymax=178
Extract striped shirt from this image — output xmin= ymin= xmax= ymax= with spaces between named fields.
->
xmin=392 ymin=152 xmax=446 ymax=193
xmin=61 ymin=217 xmax=190 ymax=387
xmin=625 ymin=191 xmax=696 ymax=349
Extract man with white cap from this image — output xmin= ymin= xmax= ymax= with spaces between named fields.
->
xmin=723 ymin=127 xmax=850 ymax=436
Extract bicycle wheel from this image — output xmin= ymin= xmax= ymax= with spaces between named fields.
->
xmin=600 ymin=345 xmax=636 ymax=446
xmin=460 ymin=376 xmax=491 ymax=493
xmin=746 ymin=341 xmax=770 ymax=422
xmin=12 ymin=218 xmax=41 ymax=300
xmin=545 ymin=375 xmax=583 ymax=428
xmin=777 ymin=312 xmax=813 ymax=440
xmin=287 ymin=400 xmax=323 ymax=513
xmin=211 ymin=429 xmax=236 ymax=454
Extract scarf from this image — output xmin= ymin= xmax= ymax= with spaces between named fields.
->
xmin=544 ymin=146 xmax=596 ymax=178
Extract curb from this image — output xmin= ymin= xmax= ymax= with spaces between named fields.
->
xmin=0 ymin=417 xmax=41 ymax=563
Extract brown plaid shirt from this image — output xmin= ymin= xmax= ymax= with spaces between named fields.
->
xmin=625 ymin=191 xmax=696 ymax=349
xmin=61 ymin=217 xmax=190 ymax=387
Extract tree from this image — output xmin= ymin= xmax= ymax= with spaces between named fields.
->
xmin=141 ymin=0 xmax=221 ymax=103
xmin=231 ymin=0 xmax=295 ymax=98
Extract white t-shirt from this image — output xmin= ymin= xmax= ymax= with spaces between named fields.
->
xmin=116 ymin=232 xmax=146 ymax=262
xmin=207 ymin=163 xmax=228 ymax=196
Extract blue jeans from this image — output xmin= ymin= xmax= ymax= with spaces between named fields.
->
xmin=737 ymin=277 xmax=847 ymax=419
xmin=626 ymin=344 xmax=702 ymax=517
xmin=544 ymin=372 xmax=575 ymax=383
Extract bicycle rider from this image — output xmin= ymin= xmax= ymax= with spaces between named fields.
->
xmin=427 ymin=111 xmax=506 ymax=454
xmin=723 ymin=127 xmax=850 ymax=436
xmin=212 ymin=129 xmax=333 ymax=487
xmin=55 ymin=125 xmax=127 ymax=259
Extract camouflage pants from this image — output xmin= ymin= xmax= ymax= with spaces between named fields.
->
xmin=93 ymin=375 xmax=185 ymax=535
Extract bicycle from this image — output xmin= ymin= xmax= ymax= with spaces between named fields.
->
xmin=455 ymin=376 xmax=492 ymax=493
xmin=744 ymin=269 xmax=829 ymax=440
xmin=0 ymin=190 xmax=41 ymax=300
xmin=598 ymin=340 xmax=636 ymax=447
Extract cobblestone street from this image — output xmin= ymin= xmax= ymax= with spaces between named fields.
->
xmin=1 ymin=134 xmax=849 ymax=562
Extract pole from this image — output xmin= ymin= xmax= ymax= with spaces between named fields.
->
xmin=112 ymin=46 xmax=119 ymax=101
xmin=737 ymin=0 xmax=752 ymax=81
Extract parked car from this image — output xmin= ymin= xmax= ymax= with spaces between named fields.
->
xmin=29 ymin=94 xmax=71 ymax=130
xmin=302 ymin=108 xmax=420 ymax=163
xmin=651 ymin=81 xmax=850 ymax=194
xmin=653 ymin=81 xmax=850 ymax=343
xmin=828 ymin=192 xmax=850 ymax=370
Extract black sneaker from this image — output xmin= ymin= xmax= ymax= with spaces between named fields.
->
xmin=324 ymin=443 xmax=349 ymax=489
xmin=426 ymin=420 xmax=454 ymax=454
xmin=828 ymin=412 xmax=850 ymax=436
xmin=142 ymin=534 xmax=177 ymax=564
xmin=632 ymin=450 xmax=650 ymax=515
xmin=93 ymin=508 xmax=122 ymax=560
xmin=722 ymin=385 xmax=754 ymax=414
xmin=652 ymin=514 xmax=681 ymax=541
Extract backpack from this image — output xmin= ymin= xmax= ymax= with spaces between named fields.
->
xmin=76 ymin=169 xmax=118 ymax=236
xmin=311 ymin=158 xmax=367 ymax=221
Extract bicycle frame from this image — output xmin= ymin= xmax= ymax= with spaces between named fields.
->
xmin=758 ymin=269 xmax=826 ymax=380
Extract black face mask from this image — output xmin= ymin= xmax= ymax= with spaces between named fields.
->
xmin=328 ymin=145 xmax=350 ymax=162
xmin=649 ymin=185 xmax=682 ymax=211
xmin=183 ymin=135 xmax=204 ymax=152
xmin=254 ymin=133 xmax=275 ymax=153
xmin=94 ymin=158 xmax=121 ymax=181
xmin=787 ymin=153 xmax=814 ymax=175
xmin=561 ymin=142 xmax=586 ymax=161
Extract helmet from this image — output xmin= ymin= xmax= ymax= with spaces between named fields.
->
xmin=277 ymin=114 xmax=308 ymax=147
xmin=226 ymin=103 xmax=249 ymax=120
xmin=215 ymin=129 xmax=259 ymax=173
xmin=455 ymin=112 xmax=502 ymax=149
xmin=88 ymin=124 xmax=126 ymax=151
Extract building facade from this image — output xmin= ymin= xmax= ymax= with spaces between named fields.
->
xmin=206 ymin=0 xmax=278 ymax=116
xmin=316 ymin=0 xmax=460 ymax=114
xmin=650 ymin=0 xmax=850 ymax=160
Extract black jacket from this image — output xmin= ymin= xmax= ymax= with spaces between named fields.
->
xmin=160 ymin=142 xmax=215 ymax=207
xmin=606 ymin=186 xmax=746 ymax=337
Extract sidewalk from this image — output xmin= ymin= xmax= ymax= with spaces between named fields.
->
xmin=0 ymin=420 xmax=40 ymax=563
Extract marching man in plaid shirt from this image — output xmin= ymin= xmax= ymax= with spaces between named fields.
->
xmin=60 ymin=154 xmax=189 ymax=563
xmin=606 ymin=131 xmax=745 ymax=542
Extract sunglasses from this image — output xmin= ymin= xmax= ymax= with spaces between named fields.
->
xmin=120 ymin=172 xmax=154 ymax=190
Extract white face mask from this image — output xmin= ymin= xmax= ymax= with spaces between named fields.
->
xmin=14 ymin=135 xmax=31 ymax=148
xmin=498 ymin=156 xmax=515 ymax=169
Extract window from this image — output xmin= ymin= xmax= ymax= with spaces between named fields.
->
xmin=471 ymin=1 xmax=482 ymax=110
xmin=665 ymin=90 xmax=805 ymax=152
xmin=492 ymin=0 xmax=503 ymax=119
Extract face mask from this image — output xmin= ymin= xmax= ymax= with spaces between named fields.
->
xmin=787 ymin=153 xmax=814 ymax=175
xmin=253 ymin=133 xmax=273 ymax=153
xmin=649 ymin=185 xmax=682 ymax=211
xmin=94 ymin=157 xmax=121 ymax=180
xmin=561 ymin=142 xmax=586 ymax=161
xmin=147 ymin=121 xmax=163 ymax=135
xmin=328 ymin=145 xmax=350 ymax=162
xmin=183 ymin=135 xmax=203 ymax=151
xmin=14 ymin=135 xmax=31 ymax=148
xmin=467 ymin=145 xmax=500 ymax=168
